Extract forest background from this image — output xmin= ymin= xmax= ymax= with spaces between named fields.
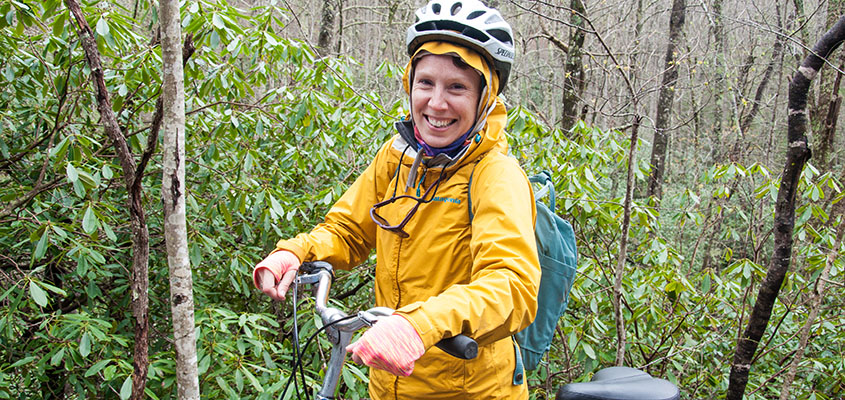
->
xmin=0 ymin=0 xmax=843 ymax=399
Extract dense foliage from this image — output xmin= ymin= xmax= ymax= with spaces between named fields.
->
xmin=0 ymin=1 xmax=841 ymax=399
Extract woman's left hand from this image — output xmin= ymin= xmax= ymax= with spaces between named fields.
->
xmin=346 ymin=314 xmax=425 ymax=377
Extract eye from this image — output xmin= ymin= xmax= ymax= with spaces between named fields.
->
xmin=416 ymin=78 xmax=434 ymax=86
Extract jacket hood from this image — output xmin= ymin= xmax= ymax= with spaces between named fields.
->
xmin=397 ymin=41 xmax=509 ymax=170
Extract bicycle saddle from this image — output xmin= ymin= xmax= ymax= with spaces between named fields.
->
xmin=556 ymin=366 xmax=680 ymax=400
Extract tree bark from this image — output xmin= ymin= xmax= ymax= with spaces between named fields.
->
xmin=725 ymin=15 xmax=845 ymax=400
xmin=738 ymin=34 xmax=784 ymax=141
xmin=814 ymin=58 xmax=844 ymax=168
xmin=646 ymin=0 xmax=686 ymax=201
xmin=791 ymin=0 xmax=810 ymax=59
xmin=64 ymin=1 xmax=151 ymax=398
xmin=614 ymin=116 xmax=641 ymax=366
xmin=812 ymin=0 xmax=845 ymax=135
xmin=561 ymin=0 xmax=587 ymax=131
xmin=730 ymin=11 xmax=786 ymax=162
xmin=160 ymin=0 xmax=200 ymax=398
xmin=710 ymin=0 xmax=726 ymax=162
xmin=317 ymin=0 xmax=335 ymax=55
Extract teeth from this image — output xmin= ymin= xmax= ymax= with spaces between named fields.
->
xmin=428 ymin=117 xmax=454 ymax=128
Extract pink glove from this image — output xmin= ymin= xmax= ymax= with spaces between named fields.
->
xmin=346 ymin=314 xmax=425 ymax=377
xmin=252 ymin=250 xmax=300 ymax=301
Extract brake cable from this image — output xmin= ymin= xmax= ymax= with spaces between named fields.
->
xmin=280 ymin=277 xmax=357 ymax=400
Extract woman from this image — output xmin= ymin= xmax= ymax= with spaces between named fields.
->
xmin=253 ymin=1 xmax=540 ymax=398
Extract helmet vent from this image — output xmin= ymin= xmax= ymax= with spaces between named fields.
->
xmin=484 ymin=14 xmax=503 ymax=24
xmin=467 ymin=10 xmax=485 ymax=19
xmin=451 ymin=3 xmax=462 ymax=15
xmin=487 ymin=28 xmax=512 ymax=45
xmin=432 ymin=3 xmax=441 ymax=14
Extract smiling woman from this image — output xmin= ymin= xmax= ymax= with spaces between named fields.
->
xmin=410 ymin=54 xmax=482 ymax=149
xmin=253 ymin=1 xmax=539 ymax=399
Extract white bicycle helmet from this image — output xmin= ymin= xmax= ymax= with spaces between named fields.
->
xmin=407 ymin=0 xmax=515 ymax=93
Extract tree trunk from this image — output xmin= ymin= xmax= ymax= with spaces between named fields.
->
xmin=646 ymin=0 xmax=686 ymax=201
xmin=614 ymin=116 xmax=641 ymax=366
xmin=710 ymin=0 xmax=726 ymax=162
xmin=730 ymin=11 xmax=785 ymax=162
xmin=791 ymin=0 xmax=810 ymax=59
xmin=561 ymin=0 xmax=586 ymax=131
xmin=64 ymin=1 xmax=151 ymax=398
xmin=814 ymin=57 xmax=844 ymax=168
xmin=725 ymin=15 xmax=845 ymax=400
xmin=335 ymin=0 xmax=344 ymax=54
xmin=812 ymin=0 xmax=845 ymax=133
xmin=317 ymin=0 xmax=335 ymax=55
xmin=160 ymin=0 xmax=200 ymax=398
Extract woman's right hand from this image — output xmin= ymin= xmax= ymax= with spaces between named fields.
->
xmin=252 ymin=250 xmax=301 ymax=301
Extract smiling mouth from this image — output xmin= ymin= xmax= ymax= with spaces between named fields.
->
xmin=426 ymin=116 xmax=456 ymax=128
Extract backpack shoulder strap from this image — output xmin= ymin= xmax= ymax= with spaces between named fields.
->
xmin=528 ymin=170 xmax=555 ymax=211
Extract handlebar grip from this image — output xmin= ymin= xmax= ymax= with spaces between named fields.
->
xmin=435 ymin=335 xmax=478 ymax=360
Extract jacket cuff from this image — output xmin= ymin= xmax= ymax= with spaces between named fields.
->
xmin=252 ymin=248 xmax=303 ymax=289
xmin=274 ymin=239 xmax=308 ymax=264
xmin=396 ymin=302 xmax=441 ymax=350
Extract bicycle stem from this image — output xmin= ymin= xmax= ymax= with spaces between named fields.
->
xmin=297 ymin=264 xmax=393 ymax=399
xmin=295 ymin=261 xmax=475 ymax=399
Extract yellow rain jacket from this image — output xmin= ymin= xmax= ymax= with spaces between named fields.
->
xmin=275 ymin=42 xmax=541 ymax=399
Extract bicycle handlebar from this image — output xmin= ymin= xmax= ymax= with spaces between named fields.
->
xmin=297 ymin=261 xmax=478 ymax=360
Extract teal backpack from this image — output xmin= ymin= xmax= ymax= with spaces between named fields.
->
xmin=468 ymin=169 xmax=578 ymax=384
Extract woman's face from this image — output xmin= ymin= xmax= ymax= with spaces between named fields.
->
xmin=411 ymin=54 xmax=482 ymax=148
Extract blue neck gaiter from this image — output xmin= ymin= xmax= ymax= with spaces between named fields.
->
xmin=414 ymin=125 xmax=473 ymax=159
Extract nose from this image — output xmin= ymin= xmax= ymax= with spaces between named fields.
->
xmin=428 ymin=86 xmax=448 ymax=110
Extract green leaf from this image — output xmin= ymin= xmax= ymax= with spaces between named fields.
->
xmin=216 ymin=376 xmax=234 ymax=396
xmin=34 ymin=228 xmax=49 ymax=260
xmin=95 ymin=17 xmax=109 ymax=36
xmin=210 ymin=29 xmax=220 ymax=48
xmin=66 ymin=162 xmax=78 ymax=182
xmin=102 ymin=164 xmax=113 ymax=179
xmin=701 ymin=273 xmax=711 ymax=293
xmin=82 ymin=206 xmax=98 ymax=234
xmin=269 ymin=194 xmax=284 ymax=218
xmin=212 ymin=14 xmax=224 ymax=29
xmin=51 ymin=136 xmax=69 ymax=158
xmin=104 ymin=365 xmax=116 ymax=380
xmin=657 ymin=248 xmax=668 ymax=264
xmin=103 ymin=222 xmax=117 ymax=242
xmin=50 ymin=347 xmax=65 ymax=366
xmin=198 ymin=354 xmax=211 ymax=375
xmin=241 ymin=367 xmax=262 ymax=392
xmin=582 ymin=342 xmax=596 ymax=359
xmin=226 ymin=36 xmax=240 ymax=53
xmin=77 ymin=170 xmax=97 ymax=188
xmin=10 ymin=356 xmax=36 ymax=368
xmin=38 ymin=281 xmax=67 ymax=297
xmin=120 ymin=376 xmax=132 ymax=400
xmin=85 ymin=359 xmax=111 ymax=377
xmin=29 ymin=280 xmax=48 ymax=307
xmin=80 ymin=332 xmax=91 ymax=357
xmin=235 ymin=368 xmax=244 ymax=391
xmin=52 ymin=10 xmax=67 ymax=36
